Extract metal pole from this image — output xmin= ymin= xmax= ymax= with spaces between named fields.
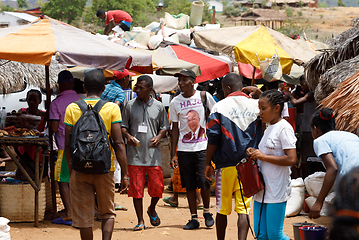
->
xmin=212 ymin=6 xmax=216 ymax=24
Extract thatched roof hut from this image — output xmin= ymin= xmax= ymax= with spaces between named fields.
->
xmin=304 ymin=25 xmax=359 ymax=92
xmin=314 ymin=55 xmax=359 ymax=102
xmin=0 ymin=58 xmax=66 ymax=94
xmin=320 ymin=71 xmax=359 ymax=134
xmin=233 ymin=9 xmax=286 ymax=29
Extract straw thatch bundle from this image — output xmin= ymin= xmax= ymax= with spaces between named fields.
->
xmin=314 ymin=56 xmax=359 ymax=102
xmin=305 ymin=25 xmax=359 ymax=91
xmin=320 ymin=71 xmax=359 ymax=133
xmin=0 ymin=59 xmax=66 ymax=94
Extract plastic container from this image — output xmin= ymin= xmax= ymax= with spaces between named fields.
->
xmin=293 ymin=222 xmax=314 ymax=240
xmin=300 ymin=226 xmax=328 ymax=240
xmin=190 ymin=0 xmax=204 ymax=26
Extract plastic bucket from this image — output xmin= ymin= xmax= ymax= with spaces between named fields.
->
xmin=293 ymin=222 xmax=314 ymax=240
xmin=190 ymin=1 xmax=204 ymax=26
xmin=299 ymin=225 xmax=315 ymax=240
xmin=301 ymin=226 xmax=328 ymax=240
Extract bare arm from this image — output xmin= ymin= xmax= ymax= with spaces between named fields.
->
xmin=309 ymin=153 xmax=338 ymax=219
xmin=104 ymin=20 xmax=115 ymax=35
xmin=50 ymin=120 xmax=59 ymax=134
xmin=121 ymin=127 xmax=137 ymax=146
xmin=170 ymin=122 xmax=179 ymax=169
xmin=111 ymin=122 xmax=129 ymax=193
xmin=150 ymin=129 xmax=167 ymax=148
xmin=64 ymin=125 xmax=73 ymax=174
xmin=204 ymin=144 xmax=217 ymax=181
xmin=289 ymin=91 xmax=314 ymax=106
xmin=247 ymin=148 xmax=297 ymax=166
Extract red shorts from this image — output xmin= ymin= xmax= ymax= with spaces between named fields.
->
xmin=128 ymin=165 xmax=164 ymax=199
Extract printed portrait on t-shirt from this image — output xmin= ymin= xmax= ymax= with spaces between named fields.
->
xmin=182 ymin=110 xmax=207 ymax=143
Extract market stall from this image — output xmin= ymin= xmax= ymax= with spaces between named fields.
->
xmin=0 ymin=15 xmax=152 ymax=226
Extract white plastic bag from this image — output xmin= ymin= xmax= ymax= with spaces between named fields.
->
xmin=0 ymin=217 xmax=10 ymax=240
xmin=148 ymin=35 xmax=163 ymax=49
xmin=304 ymin=172 xmax=334 ymax=198
xmin=285 ymin=178 xmax=305 ymax=217
xmin=165 ymin=12 xmax=189 ymax=30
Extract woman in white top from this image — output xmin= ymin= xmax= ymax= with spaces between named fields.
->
xmin=247 ymin=90 xmax=297 ymax=240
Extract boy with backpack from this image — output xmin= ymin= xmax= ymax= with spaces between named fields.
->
xmin=64 ymin=69 xmax=128 ymax=240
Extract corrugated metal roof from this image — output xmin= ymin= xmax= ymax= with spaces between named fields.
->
xmin=3 ymin=11 xmax=38 ymax=23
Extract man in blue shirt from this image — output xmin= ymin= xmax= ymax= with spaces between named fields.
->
xmin=101 ymin=69 xmax=135 ymax=109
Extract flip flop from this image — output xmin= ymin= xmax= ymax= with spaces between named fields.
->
xmin=133 ymin=224 xmax=145 ymax=231
xmin=163 ymin=197 xmax=178 ymax=207
xmin=147 ymin=210 xmax=161 ymax=226
xmin=114 ymin=204 xmax=128 ymax=211
xmin=52 ymin=216 xmax=72 ymax=226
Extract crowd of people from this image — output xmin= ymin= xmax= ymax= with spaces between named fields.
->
xmin=7 ymin=66 xmax=359 ymax=240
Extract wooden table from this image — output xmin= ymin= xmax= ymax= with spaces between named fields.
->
xmin=0 ymin=136 xmax=49 ymax=227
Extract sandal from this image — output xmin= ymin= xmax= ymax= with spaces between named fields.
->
xmin=133 ymin=224 xmax=145 ymax=231
xmin=163 ymin=197 xmax=178 ymax=207
xmin=114 ymin=203 xmax=128 ymax=211
xmin=147 ymin=210 xmax=161 ymax=226
xmin=52 ymin=216 xmax=72 ymax=226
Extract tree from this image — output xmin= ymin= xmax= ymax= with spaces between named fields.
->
xmin=17 ymin=0 xmax=28 ymax=9
xmin=337 ymin=0 xmax=346 ymax=6
xmin=42 ymin=0 xmax=87 ymax=24
xmin=0 ymin=4 xmax=15 ymax=12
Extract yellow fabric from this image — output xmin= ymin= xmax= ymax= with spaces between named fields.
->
xmin=234 ymin=25 xmax=292 ymax=74
xmin=0 ymin=19 xmax=56 ymax=66
xmin=54 ymin=149 xmax=64 ymax=182
xmin=64 ymin=99 xmax=122 ymax=171
xmin=216 ymin=166 xmax=251 ymax=215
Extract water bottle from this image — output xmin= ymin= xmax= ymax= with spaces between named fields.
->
xmin=1 ymin=107 xmax=6 ymax=129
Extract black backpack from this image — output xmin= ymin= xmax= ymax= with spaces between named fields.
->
xmin=70 ymin=99 xmax=112 ymax=174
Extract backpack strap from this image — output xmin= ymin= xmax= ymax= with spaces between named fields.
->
xmin=74 ymin=100 xmax=89 ymax=113
xmin=93 ymin=99 xmax=108 ymax=113
xmin=201 ymin=91 xmax=210 ymax=120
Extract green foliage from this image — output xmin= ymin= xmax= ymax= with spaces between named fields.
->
xmin=223 ymin=6 xmax=242 ymax=17
xmin=276 ymin=17 xmax=311 ymax=37
xmin=296 ymin=0 xmax=304 ymax=7
xmin=285 ymin=7 xmax=293 ymax=17
xmin=318 ymin=1 xmax=329 ymax=7
xmin=17 ymin=0 xmax=28 ymax=9
xmin=0 ymin=4 xmax=15 ymax=12
xmin=297 ymin=10 xmax=302 ymax=16
xmin=337 ymin=0 xmax=346 ymax=6
xmin=42 ymin=0 xmax=87 ymax=24
xmin=89 ymin=0 xmax=156 ymax=27
xmin=162 ymin=0 xmax=191 ymax=15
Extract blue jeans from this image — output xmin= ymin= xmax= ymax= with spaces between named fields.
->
xmin=253 ymin=201 xmax=289 ymax=240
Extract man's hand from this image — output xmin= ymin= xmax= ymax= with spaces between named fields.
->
xmin=170 ymin=156 xmax=178 ymax=169
xmin=126 ymin=135 xmax=137 ymax=146
xmin=242 ymin=86 xmax=262 ymax=99
xmin=309 ymin=201 xmax=323 ymax=219
xmin=150 ymin=136 xmax=161 ymax=148
xmin=205 ymin=165 xmax=215 ymax=181
xmin=248 ymin=149 xmax=266 ymax=161
xmin=119 ymin=177 xmax=129 ymax=194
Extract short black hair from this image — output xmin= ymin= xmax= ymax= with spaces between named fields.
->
xmin=96 ymin=10 xmax=105 ymax=17
xmin=330 ymin=166 xmax=359 ymax=240
xmin=27 ymin=89 xmax=42 ymax=101
xmin=222 ymin=73 xmax=243 ymax=91
xmin=84 ymin=69 xmax=105 ymax=94
xmin=137 ymin=75 xmax=153 ymax=88
xmin=310 ymin=108 xmax=335 ymax=134
xmin=73 ymin=78 xmax=85 ymax=94
xmin=260 ymin=89 xmax=285 ymax=112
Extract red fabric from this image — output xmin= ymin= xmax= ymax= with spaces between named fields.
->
xmin=127 ymin=165 xmax=164 ymax=198
xmin=170 ymin=45 xmax=230 ymax=83
xmin=237 ymin=62 xmax=262 ymax=79
xmin=227 ymin=91 xmax=249 ymax=98
xmin=105 ymin=10 xmax=132 ymax=25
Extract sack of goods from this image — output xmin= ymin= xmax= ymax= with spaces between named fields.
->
xmin=285 ymin=178 xmax=305 ymax=217
xmin=0 ymin=217 xmax=11 ymax=240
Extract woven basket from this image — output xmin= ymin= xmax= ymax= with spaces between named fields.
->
xmin=0 ymin=182 xmax=46 ymax=222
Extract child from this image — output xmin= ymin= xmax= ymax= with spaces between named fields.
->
xmin=309 ymin=108 xmax=359 ymax=219
xmin=19 ymin=89 xmax=46 ymax=131
xmin=329 ymin=166 xmax=359 ymax=240
xmin=247 ymin=90 xmax=297 ymax=240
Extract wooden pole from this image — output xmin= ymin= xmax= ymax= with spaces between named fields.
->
xmin=45 ymin=65 xmax=57 ymax=219
xmin=212 ymin=6 xmax=216 ymax=24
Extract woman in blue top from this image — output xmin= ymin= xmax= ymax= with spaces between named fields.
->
xmin=310 ymin=108 xmax=359 ymax=219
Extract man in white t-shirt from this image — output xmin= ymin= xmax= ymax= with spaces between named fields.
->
xmin=169 ymin=69 xmax=216 ymax=230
